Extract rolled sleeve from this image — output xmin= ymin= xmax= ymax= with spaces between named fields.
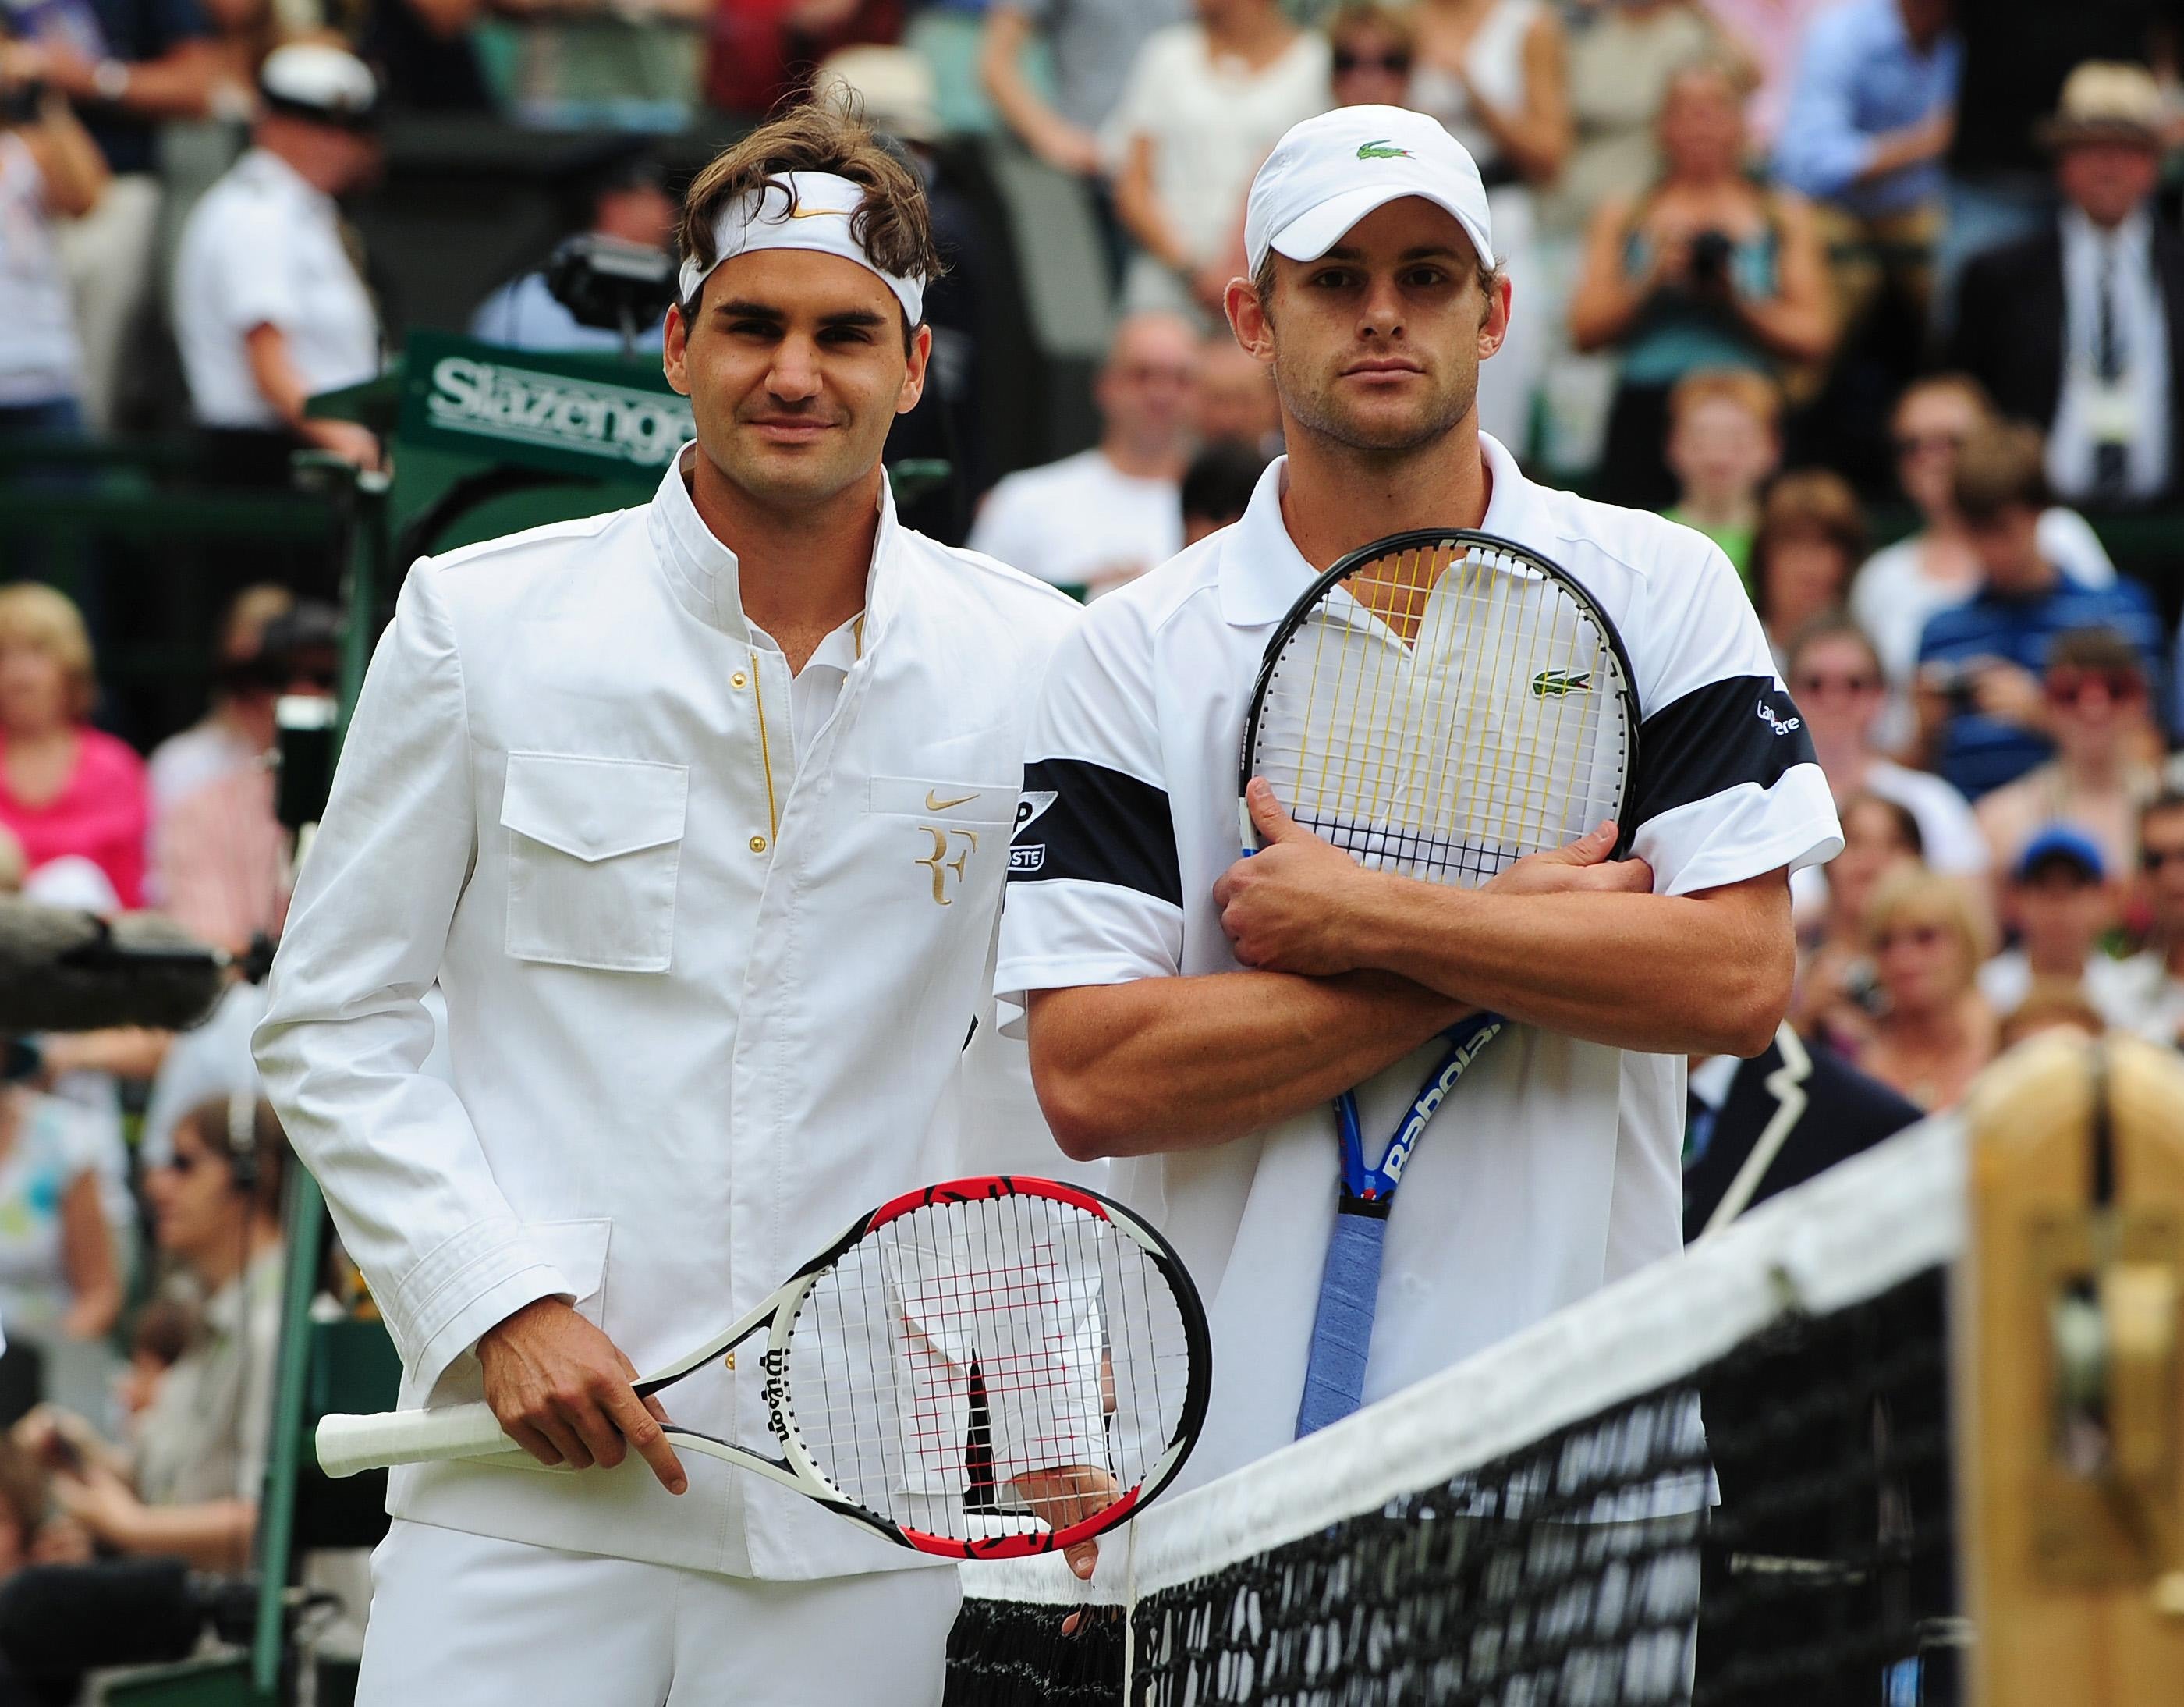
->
xmin=254 ymin=562 xmax=559 ymax=1395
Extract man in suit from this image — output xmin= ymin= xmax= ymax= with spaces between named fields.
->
xmin=1949 ymin=61 xmax=2184 ymax=508
xmin=1682 ymin=1021 xmax=1923 ymax=1239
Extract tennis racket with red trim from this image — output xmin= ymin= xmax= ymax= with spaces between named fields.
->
xmin=315 ymin=1176 xmax=1209 ymax=1560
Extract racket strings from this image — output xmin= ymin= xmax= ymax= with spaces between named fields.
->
xmin=781 ymin=1194 xmax=1193 ymax=1546
xmin=1257 ymin=540 xmax=1629 ymax=885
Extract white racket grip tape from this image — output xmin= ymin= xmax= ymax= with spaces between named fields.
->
xmin=316 ymin=1402 xmax=517 ymax=1478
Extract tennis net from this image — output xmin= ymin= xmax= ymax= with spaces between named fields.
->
xmin=945 ymin=1113 xmax=1966 ymax=1706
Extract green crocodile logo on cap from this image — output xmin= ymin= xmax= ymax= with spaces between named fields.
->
xmin=1356 ymin=140 xmax=1413 ymax=161
xmin=1530 ymin=669 xmax=1593 ymax=698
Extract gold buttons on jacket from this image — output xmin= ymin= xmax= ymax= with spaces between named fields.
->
xmin=731 ymin=671 xmax=748 ymax=689
xmin=750 ymin=834 xmax=768 ymax=854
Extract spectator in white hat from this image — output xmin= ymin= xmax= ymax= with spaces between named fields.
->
xmin=172 ymin=43 xmax=384 ymax=474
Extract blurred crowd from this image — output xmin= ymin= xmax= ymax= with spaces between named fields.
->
xmin=0 ymin=0 xmax=2181 ymax=1656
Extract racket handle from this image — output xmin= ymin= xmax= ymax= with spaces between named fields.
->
xmin=316 ymin=1402 xmax=516 ymax=1478
xmin=1295 ymin=1198 xmax=1389 ymax=1439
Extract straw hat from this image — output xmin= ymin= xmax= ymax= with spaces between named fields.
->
xmin=2038 ymin=61 xmax=2166 ymax=151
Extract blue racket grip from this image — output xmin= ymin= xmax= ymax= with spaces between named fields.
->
xmin=1295 ymin=1197 xmax=1389 ymax=1439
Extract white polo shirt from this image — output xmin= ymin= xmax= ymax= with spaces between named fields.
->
xmin=173 ymin=148 xmax=381 ymax=429
xmin=996 ymin=434 xmax=1843 ymax=1488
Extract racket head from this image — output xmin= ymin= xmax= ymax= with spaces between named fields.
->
xmin=1240 ymin=528 xmax=1641 ymax=882
xmin=769 ymin=1176 xmax=1211 ymax=1560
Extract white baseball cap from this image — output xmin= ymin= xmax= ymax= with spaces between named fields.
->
xmin=259 ymin=42 xmax=379 ymax=129
xmin=1244 ymin=106 xmax=1494 ymax=279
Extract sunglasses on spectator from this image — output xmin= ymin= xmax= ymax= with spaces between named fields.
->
xmin=1333 ymin=49 xmax=1412 ymax=73
xmin=1792 ymin=670 xmax=1879 ymax=697
xmin=2045 ymin=670 xmax=2143 ymax=707
xmin=1877 ymin=923 xmax=1948 ymax=951
xmin=1893 ymin=431 xmax=1966 ymax=459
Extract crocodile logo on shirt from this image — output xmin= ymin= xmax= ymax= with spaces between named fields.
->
xmin=1356 ymin=140 xmax=1413 ymax=161
xmin=1530 ymin=668 xmax=1593 ymax=698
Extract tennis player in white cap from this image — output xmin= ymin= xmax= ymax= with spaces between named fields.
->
xmin=1001 ymin=106 xmax=1838 ymax=1481
xmin=257 ymin=101 xmax=1080 ymax=1704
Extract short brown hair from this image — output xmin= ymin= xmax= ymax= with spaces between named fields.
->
xmin=1952 ymin=421 xmax=2051 ymax=523
xmin=1753 ymin=470 xmax=1867 ymax=626
xmin=1667 ymin=367 xmax=1782 ymax=435
xmin=676 ymin=98 xmax=941 ymax=339
xmin=1328 ymin=0 xmax=1413 ymax=51
xmin=175 ymin=1095 xmax=292 ymax=1219
xmin=2048 ymin=624 xmax=2144 ymax=683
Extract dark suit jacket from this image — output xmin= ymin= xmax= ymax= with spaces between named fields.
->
xmin=1682 ymin=1027 xmax=1923 ymax=1240
xmin=1948 ymin=214 xmax=2184 ymax=499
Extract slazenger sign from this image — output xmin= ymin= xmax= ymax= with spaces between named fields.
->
xmin=424 ymin=354 xmax=693 ymax=467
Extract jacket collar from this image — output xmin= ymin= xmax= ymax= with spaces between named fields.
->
xmin=647 ymin=442 xmax=904 ymax=649
xmin=1218 ymin=431 xmax=1541 ymax=627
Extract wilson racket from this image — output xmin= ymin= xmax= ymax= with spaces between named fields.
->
xmin=316 ymin=1176 xmax=1210 ymax=1560
xmin=1240 ymin=529 xmax=1639 ymax=1437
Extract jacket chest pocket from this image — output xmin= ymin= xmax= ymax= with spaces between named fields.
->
xmin=501 ymin=752 xmax=688 ymax=972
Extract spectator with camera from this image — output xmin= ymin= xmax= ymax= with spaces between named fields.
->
xmin=470 ymin=151 xmax=678 ymax=353
xmin=1568 ymin=56 xmax=1834 ymax=508
xmin=1792 ymin=789 xmax=1923 ymax=1055
xmin=1850 ymin=374 xmax=2118 ymax=719
xmin=1913 ymin=421 xmax=2162 ymax=802
xmin=172 ymin=43 xmax=383 ymax=477
xmin=0 ymin=73 xmax=105 ymax=443
xmin=1949 ymin=62 xmax=2184 ymax=509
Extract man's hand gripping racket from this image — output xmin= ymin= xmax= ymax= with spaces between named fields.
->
xmin=1234 ymin=530 xmax=1642 ymax=1439
xmin=317 ymin=1177 xmax=1211 ymax=1574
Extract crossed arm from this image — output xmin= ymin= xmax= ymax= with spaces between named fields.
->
xmin=1028 ymin=781 xmax=1793 ymax=1161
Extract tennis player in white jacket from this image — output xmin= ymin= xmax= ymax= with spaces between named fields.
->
xmin=255 ymin=101 xmax=1078 ymax=1705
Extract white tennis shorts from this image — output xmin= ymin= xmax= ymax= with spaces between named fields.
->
xmin=354 ymin=1519 xmax=963 ymax=1706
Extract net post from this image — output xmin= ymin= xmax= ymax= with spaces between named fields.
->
xmin=1962 ymin=1032 xmax=2184 ymax=1706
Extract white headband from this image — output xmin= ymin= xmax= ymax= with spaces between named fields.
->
xmin=677 ymin=170 xmax=925 ymax=325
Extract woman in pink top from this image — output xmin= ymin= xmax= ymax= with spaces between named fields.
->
xmin=0 ymin=584 xmax=148 ymax=908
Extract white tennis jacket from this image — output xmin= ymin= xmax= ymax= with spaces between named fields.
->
xmin=255 ymin=453 xmax=1080 ymax=1580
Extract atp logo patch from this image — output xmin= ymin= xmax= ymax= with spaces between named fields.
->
xmin=1009 ymin=790 xmax=1058 ymax=876
xmin=1530 ymin=669 xmax=1592 ymax=699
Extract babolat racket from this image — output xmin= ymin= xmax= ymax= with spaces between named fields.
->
xmin=1240 ymin=530 xmax=1639 ymax=1438
xmin=316 ymin=1176 xmax=1210 ymax=1560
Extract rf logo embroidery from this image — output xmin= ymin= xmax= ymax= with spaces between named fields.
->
xmin=915 ymin=827 xmax=980 ymax=904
